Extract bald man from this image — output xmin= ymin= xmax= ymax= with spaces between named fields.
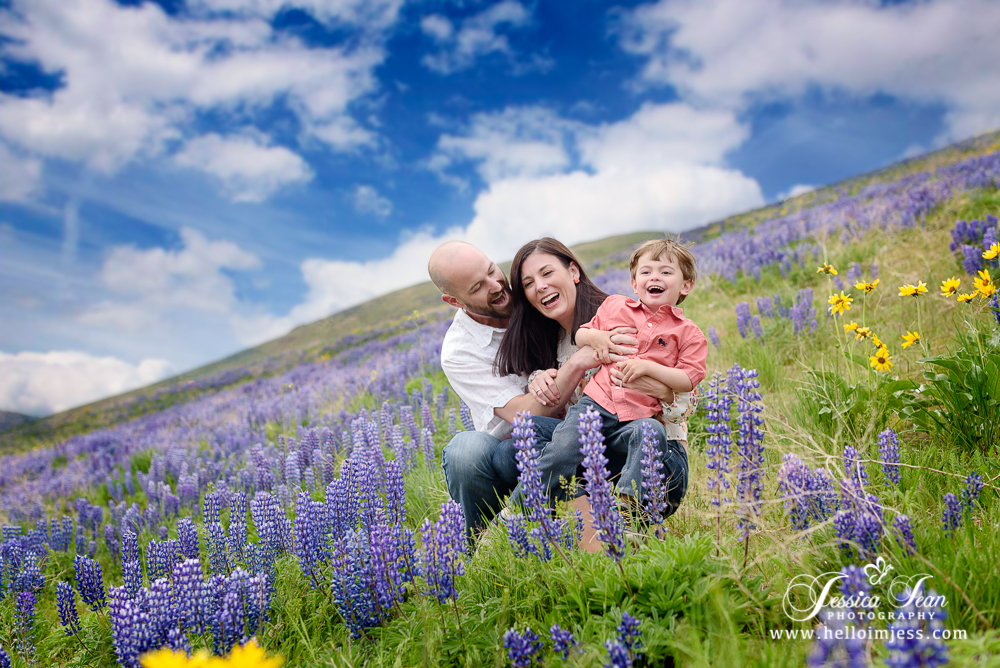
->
xmin=428 ymin=241 xmax=562 ymax=539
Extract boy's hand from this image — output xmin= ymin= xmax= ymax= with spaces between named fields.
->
xmin=588 ymin=329 xmax=616 ymax=364
xmin=616 ymin=358 xmax=652 ymax=385
xmin=528 ymin=369 xmax=560 ymax=406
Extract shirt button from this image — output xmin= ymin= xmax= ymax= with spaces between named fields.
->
xmin=647 ymin=323 xmax=653 ymax=327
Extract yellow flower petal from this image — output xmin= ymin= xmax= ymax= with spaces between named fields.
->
xmin=940 ymin=277 xmax=961 ymax=297
xmin=901 ymin=331 xmax=921 ymax=349
xmin=983 ymin=243 xmax=999 ymax=260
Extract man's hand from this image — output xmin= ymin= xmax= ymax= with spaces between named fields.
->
xmin=528 ymin=368 xmax=560 ymax=407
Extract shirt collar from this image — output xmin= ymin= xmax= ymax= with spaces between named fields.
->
xmin=624 ymin=297 xmax=686 ymax=319
xmin=454 ymin=308 xmax=504 ymax=348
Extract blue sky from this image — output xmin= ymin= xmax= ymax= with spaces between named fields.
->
xmin=1 ymin=0 xmax=999 ymax=415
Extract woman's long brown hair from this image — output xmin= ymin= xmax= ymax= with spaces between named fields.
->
xmin=495 ymin=237 xmax=609 ymax=377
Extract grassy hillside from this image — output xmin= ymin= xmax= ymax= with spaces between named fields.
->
xmin=3 ymin=130 xmax=999 ymax=453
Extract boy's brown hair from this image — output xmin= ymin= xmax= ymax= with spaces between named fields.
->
xmin=629 ymin=238 xmax=698 ymax=304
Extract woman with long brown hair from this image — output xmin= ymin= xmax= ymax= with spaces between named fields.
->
xmin=495 ymin=237 xmax=693 ymax=550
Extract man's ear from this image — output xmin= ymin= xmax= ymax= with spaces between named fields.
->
xmin=442 ymin=294 xmax=462 ymax=309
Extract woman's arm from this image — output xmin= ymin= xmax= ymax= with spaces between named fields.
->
xmin=529 ymin=327 xmax=639 ymax=406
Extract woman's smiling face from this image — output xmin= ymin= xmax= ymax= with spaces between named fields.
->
xmin=520 ymin=251 xmax=580 ymax=331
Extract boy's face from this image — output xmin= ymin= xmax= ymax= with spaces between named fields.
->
xmin=630 ymin=251 xmax=693 ymax=309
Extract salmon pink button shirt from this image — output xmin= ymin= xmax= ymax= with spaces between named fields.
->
xmin=579 ymin=294 xmax=708 ymax=422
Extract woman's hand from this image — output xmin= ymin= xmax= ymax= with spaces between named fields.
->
xmin=609 ymin=364 xmax=675 ymax=403
xmin=528 ymin=368 xmax=560 ymax=406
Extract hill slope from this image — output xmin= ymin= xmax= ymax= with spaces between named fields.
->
xmin=3 ymin=128 xmax=998 ymax=451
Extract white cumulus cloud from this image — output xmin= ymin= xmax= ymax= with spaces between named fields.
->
xmin=0 ymin=0 xmax=394 ymax=195
xmin=352 ymin=185 xmax=393 ymax=217
xmin=174 ymin=134 xmax=313 ymax=202
xmin=79 ymin=227 xmax=262 ymax=331
xmin=421 ymin=0 xmax=534 ymax=74
xmin=0 ymin=350 xmax=173 ymax=416
xmin=616 ymin=0 xmax=1000 ymax=140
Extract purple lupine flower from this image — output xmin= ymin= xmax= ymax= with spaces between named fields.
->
xmin=878 ymin=429 xmax=901 ymax=484
xmin=735 ymin=302 xmax=752 ymax=338
xmin=639 ymin=421 xmax=667 ymax=534
xmin=605 ymin=640 xmax=632 ymax=668
xmin=839 ymin=565 xmax=872 ymax=623
xmin=369 ymin=521 xmax=416 ymax=613
xmin=550 ymin=623 xmax=578 ymax=659
xmin=330 ymin=531 xmax=381 ymax=638
xmin=578 ymin=406 xmax=626 ymax=560
xmin=121 ymin=531 xmax=142 ymax=598
xmin=617 ymin=611 xmax=642 ymax=655
xmin=777 ymin=454 xmax=837 ymax=530
xmin=505 ymin=513 xmax=532 ymax=559
xmin=733 ymin=365 xmax=765 ymax=540
xmin=708 ymin=325 xmax=721 ymax=348
xmin=207 ymin=522 xmax=231 ymax=576
xmin=757 ymin=295 xmax=775 ymax=318
xmin=109 ymin=585 xmax=154 ymax=668
xmin=459 ymin=401 xmax=475 ymax=431
xmin=15 ymin=590 xmax=36 ymax=660
xmin=419 ymin=500 xmax=467 ymax=603
xmin=834 ymin=486 xmax=883 ymax=563
xmin=808 ymin=610 xmax=866 ymax=668
xmin=447 ymin=408 xmax=456 ymax=436
xmin=294 ymin=491 xmax=325 ymax=587
xmin=400 ymin=405 xmax=421 ymax=445
xmin=56 ymin=581 xmax=81 ymax=635
xmin=0 ymin=645 xmax=10 ymax=668
xmin=885 ymin=587 xmax=949 ymax=668
xmin=503 ymin=627 xmax=543 ymax=668
xmin=421 ymin=427 xmax=436 ymax=468
xmin=750 ymin=314 xmax=764 ymax=339
xmin=74 ymin=554 xmax=106 ymax=611
xmin=870 ymin=263 xmax=879 ymax=279
xmin=962 ymin=472 xmax=983 ymax=512
xmin=384 ymin=459 xmax=408 ymax=525
xmin=177 ymin=518 xmax=199 ymax=561
xmin=172 ymin=558 xmax=203 ymax=633
xmin=892 ymin=515 xmax=916 ymax=556
xmin=843 ymin=444 xmax=868 ymax=489
xmin=704 ymin=372 xmax=733 ymax=509
xmin=421 ymin=402 xmax=436 ymax=435
xmin=229 ymin=490 xmax=248 ymax=561
xmin=147 ymin=576 xmax=176 ymax=648
xmin=511 ymin=412 xmax=548 ymax=523
xmin=942 ymin=493 xmax=962 ymax=534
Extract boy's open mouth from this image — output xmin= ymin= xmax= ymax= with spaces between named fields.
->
xmin=541 ymin=293 xmax=560 ymax=307
xmin=647 ymin=286 xmax=665 ymax=294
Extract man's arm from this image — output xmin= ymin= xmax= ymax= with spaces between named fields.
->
xmin=494 ymin=347 xmax=597 ymax=422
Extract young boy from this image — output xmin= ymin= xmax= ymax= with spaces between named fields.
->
xmin=533 ymin=238 xmax=708 ymax=544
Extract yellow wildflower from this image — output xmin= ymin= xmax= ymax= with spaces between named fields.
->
xmin=828 ymin=292 xmax=853 ymax=315
xmin=854 ymin=327 xmax=872 ymax=340
xmin=983 ymin=243 xmax=1000 ymax=260
xmin=940 ymin=277 xmax=961 ymax=297
xmin=855 ymin=279 xmax=879 ymax=293
xmin=872 ymin=334 xmax=885 ymax=349
xmin=975 ymin=269 xmax=995 ymax=298
xmin=817 ymin=263 xmax=838 ymax=275
xmin=870 ymin=348 xmax=893 ymax=372
xmin=844 ymin=321 xmax=859 ymax=333
xmin=141 ymin=641 xmax=282 ymax=668
xmin=901 ymin=331 xmax=921 ymax=349
xmin=957 ymin=293 xmax=976 ymax=303
xmin=898 ymin=282 xmax=928 ymax=297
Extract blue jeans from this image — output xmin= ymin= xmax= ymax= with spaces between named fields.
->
xmin=535 ymin=394 xmax=688 ymax=514
xmin=441 ymin=416 xmax=562 ymax=539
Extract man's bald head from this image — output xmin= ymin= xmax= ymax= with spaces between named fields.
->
xmin=427 ymin=240 xmax=475 ymax=296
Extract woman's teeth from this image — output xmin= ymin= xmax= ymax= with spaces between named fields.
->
xmin=541 ymin=293 xmax=559 ymax=306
